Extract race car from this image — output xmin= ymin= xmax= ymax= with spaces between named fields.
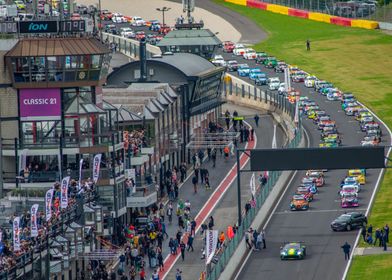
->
xmin=112 ymin=13 xmax=127 ymax=23
xmin=348 ymin=169 xmax=366 ymax=185
xmin=274 ymin=61 xmax=286 ymax=73
xmin=243 ymin=48 xmax=257 ymax=60
xmin=314 ymin=80 xmax=332 ymax=92
xmin=268 ymin=77 xmax=280 ymax=90
xmin=327 ymin=91 xmax=343 ymax=101
xmin=361 ymin=140 xmax=378 ymax=146
xmin=339 ymin=185 xmax=359 ymax=197
xmin=319 ymin=137 xmax=339 ymax=148
xmin=211 ymin=55 xmax=226 ymax=67
xmin=304 ymin=75 xmax=318 ymax=87
xmin=343 ymin=176 xmax=360 ymax=188
xmin=131 ymin=16 xmax=146 ymax=26
xmin=296 ymin=186 xmax=314 ymax=202
xmin=135 ymin=31 xmax=145 ymax=40
xmin=306 ymin=171 xmax=325 ymax=187
xmin=300 ymin=179 xmax=318 ymax=194
xmin=264 ymin=57 xmax=278 ymax=68
xmin=357 ymin=111 xmax=373 ymax=122
xmin=290 ymin=195 xmax=310 ymax=211
xmin=363 ymin=122 xmax=381 ymax=134
xmin=291 ymin=72 xmax=307 ymax=83
xmin=249 ymin=68 xmax=263 ymax=80
xmin=317 ymin=119 xmax=334 ymax=130
xmin=255 ymin=52 xmax=268 ymax=64
xmin=255 ymin=73 xmax=268 ymax=86
xmin=341 ymin=194 xmax=359 ymax=208
xmin=226 ymin=60 xmax=238 ymax=72
xmin=223 ymin=41 xmax=235 ymax=53
xmin=280 ymin=242 xmax=307 ymax=260
xmin=321 ymin=134 xmax=341 ymax=145
xmin=237 ymin=64 xmax=250 ymax=77
xmin=289 ymin=66 xmax=300 ymax=75
xmin=233 ymin=47 xmax=246 ymax=56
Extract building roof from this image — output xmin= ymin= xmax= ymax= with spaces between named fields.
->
xmin=150 ymin=53 xmax=216 ymax=77
xmin=6 ymin=37 xmax=109 ymax=57
xmin=157 ymin=29 xmax=221 ymax=47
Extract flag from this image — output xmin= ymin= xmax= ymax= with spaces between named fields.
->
xmin=78 ymin=158 xmax=84 ymax=190
xmin=45 ymin=189 xmax=54 ymax=222
xmin=206 ymin=230 xmax=218 ymax=264
xmin=30 ymin=204 xmax=39 ymax=237
xmin=60 ymin=176 xmax=70 ymax=209
xmin=250 ymin=172 xmax=256 ymax=197
xmin=13 ymin=217 xmax=20 ymax=252
xmin=93 ymin=154 xmax=102 ymax=183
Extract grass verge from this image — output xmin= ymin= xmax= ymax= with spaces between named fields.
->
xmin=347 ymin=254 xmax=392 ymax=280
xmin=215 ymin=0 xmax=392 ymax=278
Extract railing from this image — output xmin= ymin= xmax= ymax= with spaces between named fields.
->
xmin=207 ymin=77 xmax=302 ymax=280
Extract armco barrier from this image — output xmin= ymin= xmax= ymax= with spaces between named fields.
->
xmin=308 ymin=12 xmax=333 ymax=23
xmin=351 ymin=19 xmax=379 ymax=29
xmin=266 ymin=3 xmax=289 ymax=15
xmin=288 ymin=8 xmax=309 ymax=19
xmin=225 ymin=0 xmax=247 ymax=6
xmin=246 ymin=0 xmax=267 ymax=10
xmin=330 ymin=16 xmax=352 ymax=27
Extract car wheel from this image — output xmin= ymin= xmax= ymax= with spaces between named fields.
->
xmin=281 ymin=256 xmax=285 ymax=260
xmin=346 ymin=224 xmax=351 ymax=231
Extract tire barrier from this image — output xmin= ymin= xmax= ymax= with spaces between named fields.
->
xmin=224 ymin=0 xmax=379 ymax=29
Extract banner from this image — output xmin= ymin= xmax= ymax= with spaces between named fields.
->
xmin=294 ymin=100 xmax=299 ymax=124
xmin=205 ymin=230 xmax=218 ymax=264
xmin=30 ymin=204 xmax=39 ymax=237
xmin=79 ymin=158 xmax=83 ymax=190
xmin=13 ymin=217 xmax=20 ymax=252
xmin=250 ymin=172 xmax=256 ymax=197
xmin=45 ymin=189 xmax=54 ymax=222
xmin=60 ymin=176 xmax=70 ymax=209
xmin=93 ymin=154 xmax=102 ymax=183
xmin=18 ymin=149 xmax=28 ymax=174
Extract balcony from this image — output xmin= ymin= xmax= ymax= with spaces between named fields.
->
xmin=126 ymin=183 xmax=157 ymax=208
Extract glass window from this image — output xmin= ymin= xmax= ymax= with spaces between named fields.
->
xmin=91 ymin=55 xmax=101 ymax=69
xmin=71 ymin=56 xmax=79 ymax=69
xmin=21 ymin=121 xmax=61 ymax=146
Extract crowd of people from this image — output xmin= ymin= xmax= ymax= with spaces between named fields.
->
xmin=124 ymin=129 xmax=148 ymax=157
xmin=362 ymin=224 xmax=389 ymax=251
xmin=0 ymin=178 xmax=96 ymax=274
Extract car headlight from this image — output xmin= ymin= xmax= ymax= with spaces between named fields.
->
xmin=281 ymin=252 xmax=287 ymax=256
xmin=297 ymin=251 xmax=302 ymax=255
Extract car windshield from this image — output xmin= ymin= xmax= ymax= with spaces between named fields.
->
xmin=284 ymin=243 xmax=301 ymax=250
xmin=336 ymin=214 xmax=351 ymax=222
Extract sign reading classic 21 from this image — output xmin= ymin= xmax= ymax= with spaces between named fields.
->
xmin=19 ymin=88 xmax=61 ymax=121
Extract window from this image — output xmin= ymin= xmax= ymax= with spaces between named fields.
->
xmin=91 ymin=55 xmax=101 ymax=69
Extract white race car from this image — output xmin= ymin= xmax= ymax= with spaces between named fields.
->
xmin=233 ymin=47 xmax=246 ymax=56
xmin=243 ymin=48 xmax=257 ymax=60
xmin=304 ymin=75 xmax=318 ymax=87
xmin=268 ymin=77 xmax=280 ymax=90
xmin=132 ymin=16 xmax=146 ymax=26
xmin=112 ymin=13 xmax=127 ymax=23
xmin=211 ymin=55 xmax=226 ymax=67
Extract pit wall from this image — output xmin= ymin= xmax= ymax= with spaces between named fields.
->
xmin=226 ymin=0 xmax=379 ymax=29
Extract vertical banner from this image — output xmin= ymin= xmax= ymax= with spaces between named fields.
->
xmin=79 ymin=158 xmax=84 ymax=189
xmin=205 ymin=230 xmax=218 ymax=264
xmin=93 ymin=154 xmax=102 ymax=183
xmin=13 ymin=217 xmax=20 ymax=252
xmin=45 ymin=189 xmax=54 ymax=221
xmin=294 ymin=100 xmax=299 ymax=124
xmin=30 ymin=204 xmax=39 ymax=237
xmin=250 ymin=172 xmax=256 ymax=197
xmin=18 ymin=149 xmax=28 ymax=174
xmin=60 ymin=176 xmax=70 ymax=209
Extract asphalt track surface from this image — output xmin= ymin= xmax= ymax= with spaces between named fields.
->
xmin=167 ymin=0 xmax=267 ymax=44
xmin=216 ymin=50 xmax=391 ymax=280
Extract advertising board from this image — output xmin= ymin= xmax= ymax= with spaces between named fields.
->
xmin=19 ymin=88 xmax=61 ymax=121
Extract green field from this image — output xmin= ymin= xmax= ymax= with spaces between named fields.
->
xmin=216 ymin=0 xmax=392 ymax=278
xmin=347 ymin=254 xmax=392 ymax=280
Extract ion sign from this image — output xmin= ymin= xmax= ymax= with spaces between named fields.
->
xmin=19 ymin=89 xmax=61 ymax=121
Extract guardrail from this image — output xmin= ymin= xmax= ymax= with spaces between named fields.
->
xmin=207 ymin=76 xmax=302 ymax=280
xmin=102 ymin=32 xmax=161 ymax=59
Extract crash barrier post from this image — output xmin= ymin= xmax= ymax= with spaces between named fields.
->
xmin=246 ymin=0 xmax=268 ymax=10
xmin=266 ymin=3 xmax=289 ymax=15
xmin=351 ymin=19 xmax=379 ymax=29
xmin=330 ymin=16 xmax=352 ymax=27
xmin=210 ymin=80 xmax=302 ymax=280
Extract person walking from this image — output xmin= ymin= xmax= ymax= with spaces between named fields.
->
xmin=211 ymin=149 xmax=217 ymax=168
xmin=139 ymin=267 xmax=146 ymax=280
xmin=245 ymin=229 xmax=253 ymax=249
xmin=383 ymin=232 xmax=388 ymax=251
xmin=256 ymin=231 xmax=263 ymax=250
xmin=157 ymin=251 xmax=164 ymax=271
xmin=192 ymin=175 xmax=198 ymax=194
xmin=167 ymin=206 xmax=173 ymax=224
xmin=151 ymin=269 xmax=159 ymax=280
xmin=208 ymin=216 xmax=214 ymax=230
xmin=261 ymin=230 xmax=266 ymax=249
xmin=254 ymin=114 xmax=260 ymax=127
xmin=306 ymin=39 xmax=310 ymax=51
xmin=374 ymin=228 xmax=382 ymax=247
xmin=187 ymin=234 xmax=194 ymax=252
xmin=341 ymin=242 xmax=351 ymax=260
xmin=129 ymin=265 xmax=137 ymax=280
xmin=175 ymin=269 xmax=182 ymax=280
xmin=180 ymin=241 xmax=186 ymax=261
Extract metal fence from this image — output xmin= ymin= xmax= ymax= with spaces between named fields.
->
xmin=260 ymin=0 xmax=392 ymax=22
xmin=207 ymin=81 xmax=302 ymax=280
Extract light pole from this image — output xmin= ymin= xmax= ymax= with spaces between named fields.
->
xmin=156 ymin=7 xmax=171 ymax=26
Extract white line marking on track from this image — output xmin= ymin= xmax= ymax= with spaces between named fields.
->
xmin=234 ymin=126 xmax=310 ymax=280
xmin=274 ymin=208 xmax=368 ymax=215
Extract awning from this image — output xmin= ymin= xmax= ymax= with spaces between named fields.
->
xmin=6 ymin=37 xmax=109 ymax=57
